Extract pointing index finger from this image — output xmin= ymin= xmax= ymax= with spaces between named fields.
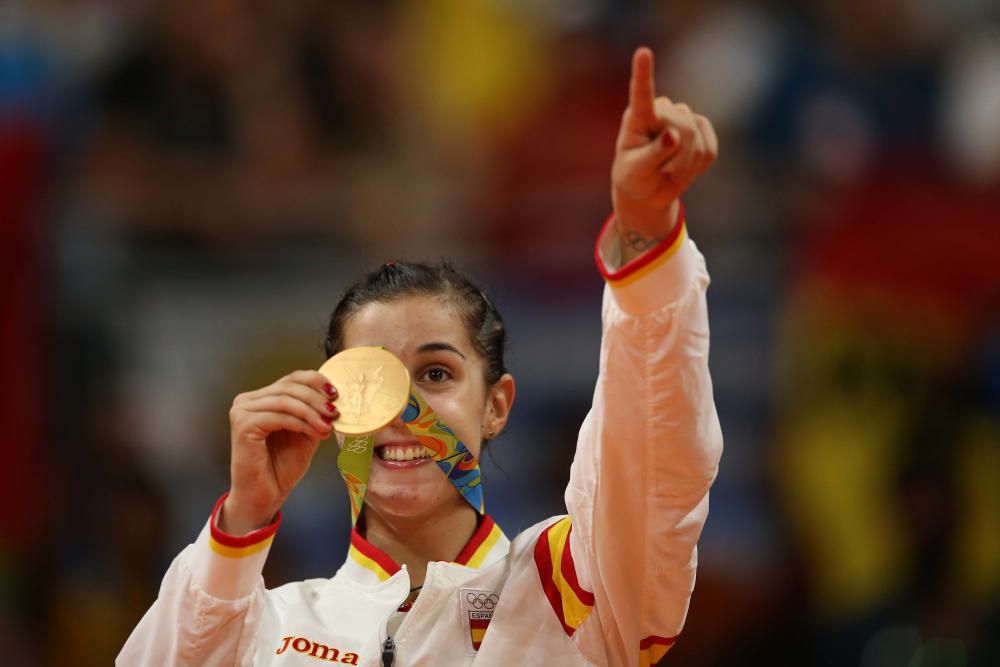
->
xmin=628 ymin=46 xmax=661 ymax=135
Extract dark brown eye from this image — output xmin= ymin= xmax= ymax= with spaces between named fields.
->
xmin=419 ymin=367 xmax=452 ymax=383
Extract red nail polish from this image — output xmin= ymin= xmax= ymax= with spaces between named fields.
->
xmin=324 ymin=382 xmax=336 ymax=396
xmin=325 ymin=401 xmax=337 ymax=413
xmin=322 ymin=415 xmax=334 ymax=424
xmin=662 ymin=131 xmax=677 ymax=148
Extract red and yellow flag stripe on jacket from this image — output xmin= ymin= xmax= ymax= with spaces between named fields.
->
xmin=533 ymin=517 xmax=594 ymax=636
xmin=208 ymin=493 xmax=281 ymax=558
xmin=639 ymin=635 xmax=677 ymax=666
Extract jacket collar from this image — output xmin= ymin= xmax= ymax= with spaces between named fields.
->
xmin=342 ymin=515 xmax=508 ymax=585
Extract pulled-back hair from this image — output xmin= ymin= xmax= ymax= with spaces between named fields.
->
xmin=324 ymin=261 xmax=507 ymax=386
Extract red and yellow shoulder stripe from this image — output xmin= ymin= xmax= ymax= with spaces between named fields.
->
xmin=533 ymin=516 xmax=594 ymax=636
xmin=209 ymin=493 xmax=281 ymax=558
xmin=594 ymin=204 xmax=688 ymax=288
xmin=639 ymin=634 xmax=677 ymax=666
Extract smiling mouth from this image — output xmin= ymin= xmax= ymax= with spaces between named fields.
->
xmin=376 ymin=442 xmax=434 ymax=462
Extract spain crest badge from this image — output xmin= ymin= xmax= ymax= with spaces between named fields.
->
xmin=460 ymin=588 xmax=499 ymax=654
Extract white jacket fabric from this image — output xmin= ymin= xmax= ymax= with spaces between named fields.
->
xmin=118 ymin=216 xmax=724 ymax=667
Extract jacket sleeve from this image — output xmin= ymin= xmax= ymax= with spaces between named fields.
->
xmin=117 ymin=494 xmax=278 ymax=666
xmin=534 ymin=209 xmax=723 ymax=666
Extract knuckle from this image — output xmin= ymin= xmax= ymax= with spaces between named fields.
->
xmin=230 ymin=396 xmax=248 ymax=416
xmin=277 ymin=380 xmax=299 ymax=396
xmin=298 ymin=370 xmax=323 ymax=387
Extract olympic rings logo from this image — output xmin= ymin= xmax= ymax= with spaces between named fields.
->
xmin=465 ymin=592 xmax=499 ymax=610
xmin=345 ymin=438 xmax=368 ymax=454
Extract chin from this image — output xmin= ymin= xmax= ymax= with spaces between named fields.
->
xmin=364 ymin=477 xmax=452 ymax=520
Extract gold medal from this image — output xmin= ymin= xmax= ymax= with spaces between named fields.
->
xmin=318 ymin=347 xmax=411 ymax=435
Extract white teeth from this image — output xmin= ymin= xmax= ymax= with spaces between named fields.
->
xmin=380 ymin=446 xmax=431 ymax=461
xmin=381 ymin=446 xmax=431 ymax=461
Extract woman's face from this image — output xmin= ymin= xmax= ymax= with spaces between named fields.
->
xmin=339 ymin=295 xmax=513 ymax=521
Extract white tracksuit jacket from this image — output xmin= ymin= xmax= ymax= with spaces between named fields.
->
xmin=118 ymin=215 xmax=724 ymax=666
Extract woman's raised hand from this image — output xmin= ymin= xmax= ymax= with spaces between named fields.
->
xmin=611 ymin=47 xmax=717 ymax=258
xmin=221 ymin=371 xmax=339 ymax=535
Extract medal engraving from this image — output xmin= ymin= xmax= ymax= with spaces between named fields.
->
xmin=319 ymin=347 xmax=410 ymax=435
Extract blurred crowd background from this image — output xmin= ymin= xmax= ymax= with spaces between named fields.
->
xmin=2 ymin=0 xmax=999 ymax=665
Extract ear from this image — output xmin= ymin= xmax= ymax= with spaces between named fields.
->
xmin=483 ymin=373 xmax=515 ymax=439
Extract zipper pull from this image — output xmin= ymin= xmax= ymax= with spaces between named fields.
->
xmin=381 ymin=636 xmax=395 ymax=667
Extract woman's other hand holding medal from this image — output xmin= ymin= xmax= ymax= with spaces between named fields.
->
xmin=221 ymin=371 xmax=340 ymax=535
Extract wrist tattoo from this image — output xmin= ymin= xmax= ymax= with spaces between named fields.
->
xmin=623 ymin=229 xmax=661 ymax=253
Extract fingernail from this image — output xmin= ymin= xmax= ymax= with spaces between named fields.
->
xmin=325 ymin=401 xmax=337 ymax=414
xmin=324 ymin=382 xmax=337 ymax=397
xmin=321 ymin=415 xmax=334 ymax=424
xmin=662 ymin=130 xmax=677 ymax=148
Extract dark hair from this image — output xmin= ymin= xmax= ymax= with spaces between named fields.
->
xmin=324 ymin=261 xmax=508 ymax=386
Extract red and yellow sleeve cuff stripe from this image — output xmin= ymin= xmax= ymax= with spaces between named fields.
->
xmin=639 ymin=634 xmax=677 ymax=666
xmin=533 ymin=517 xmax=595 ymax=637
xmin=594 ymin=204 xmax=687 ymax=287
xmin=208 ymin=493 xmax=281 ymax=559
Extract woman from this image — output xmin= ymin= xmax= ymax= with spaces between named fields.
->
xmin=119 ymin=47 xmax=722 ymax=666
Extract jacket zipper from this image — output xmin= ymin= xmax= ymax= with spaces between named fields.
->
xmin=382 ymin=564 xmax=423 ymax=666
xmin=379 ymin=606 xmax=395 ymax=667
xmin=381 ymin=636 xmax=395 ymax=666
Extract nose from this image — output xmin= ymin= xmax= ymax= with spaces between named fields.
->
xmin=384 ymin=410 xmax=411 ymax=433
xmin=371 ymin=412 xmax=412 ymax=444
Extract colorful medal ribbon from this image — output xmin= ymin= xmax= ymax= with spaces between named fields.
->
xmin=337 ymin=387 xmax=484 ymax=525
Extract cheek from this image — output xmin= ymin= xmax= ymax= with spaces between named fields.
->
xmin=420 ymin=393 xmax=484 ymax=457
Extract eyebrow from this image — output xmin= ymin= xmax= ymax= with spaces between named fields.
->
xmin=416 ymin=341 xmax=466 ymax=359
